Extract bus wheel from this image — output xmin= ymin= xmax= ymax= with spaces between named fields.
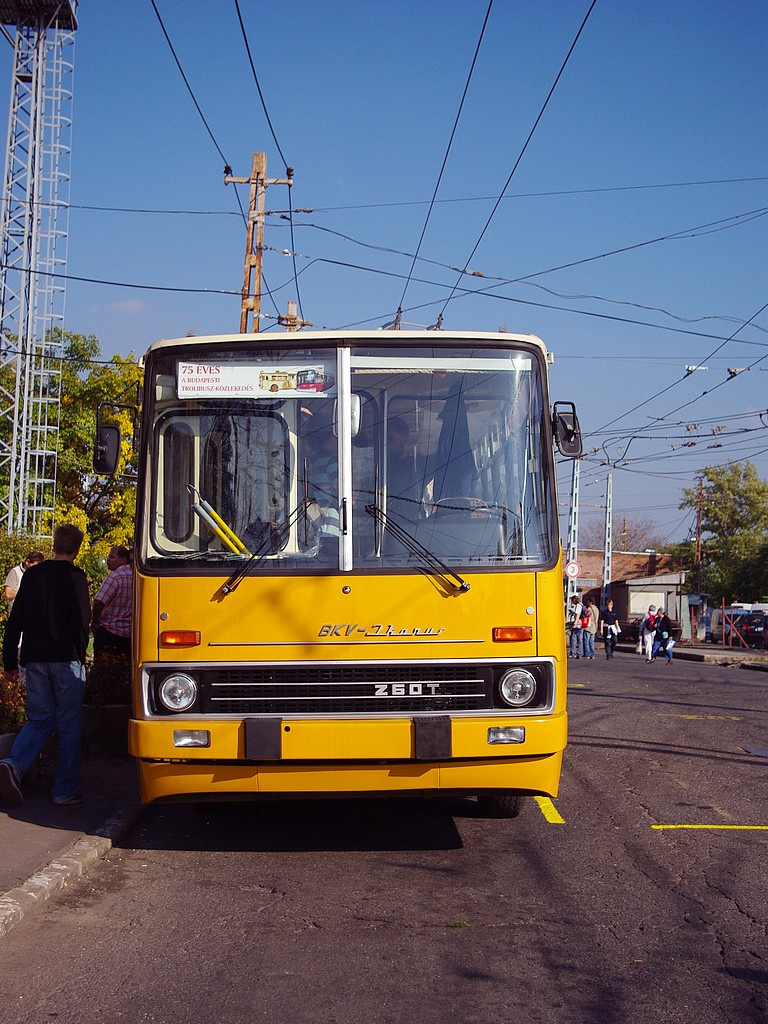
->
xmin=476 ymin=792 xmax=525 ymax=818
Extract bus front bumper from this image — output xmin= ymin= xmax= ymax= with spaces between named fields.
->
xmin=128 ymin=713 xmax=567 ymax=803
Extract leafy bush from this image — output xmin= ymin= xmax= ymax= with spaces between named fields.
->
xmin=0 ymin=671 xmax=26 ymax=734
xmin=85 ymin=650 xmax=131 ymax=706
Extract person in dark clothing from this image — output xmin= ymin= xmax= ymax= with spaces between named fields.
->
xmin=651 ymin=608 xmax=674 ymax=664
xmin=599 ymin=598 xmax=621 ymax=660
xmin=0 ymin=524 xmax=90 ymax=807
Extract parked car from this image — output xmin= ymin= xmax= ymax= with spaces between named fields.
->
xmin=709 ymin=608 xmax=765 ymax=648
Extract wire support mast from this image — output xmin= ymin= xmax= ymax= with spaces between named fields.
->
xmin=0 ymin=1 xmax=77 ymax=538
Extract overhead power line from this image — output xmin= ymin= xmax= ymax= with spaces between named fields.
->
xmin=31 ymin=176 xmax=764 ymax=219
xmin=233 ymin=0 xmax=289 ymax=170
xmin=307 ymin=177 xmax=768 ymax=213
xmin=438 ymin=0 xmax=598 ymax=319
xmin=150 ymin=0 xmax=290 ymax=319
xmin=591 ymin=300 xmax=768 ymax=436
xmin=149 ymin=0 xmax=230 ymax=169
xmin=397 ymin=0 xmax=494 ymax=312
xmin=284 ymin=207 xmax=768 ymax=334
xmin=233 ymin=2 xmax=303 ymax=319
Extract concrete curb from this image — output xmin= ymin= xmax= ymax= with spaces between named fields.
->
xmin=615 ymin=644 xmax=768 ymax=669
xmin=0 ymin=802 xmax=143 ymax=942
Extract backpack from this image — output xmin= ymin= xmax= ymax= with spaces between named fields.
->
xmin=580 ymin=611 xmax=591 ymax=629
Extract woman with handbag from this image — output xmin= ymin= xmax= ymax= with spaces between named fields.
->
xmin=582 ymin=598 xmax=599 ymax=659
xmin=651 ymin=608 xmax=675 ymax=664
xmin=639 ymin=605 xmax=658 ymax=662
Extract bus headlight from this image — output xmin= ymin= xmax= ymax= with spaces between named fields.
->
xmin=158 ymin=673 xmax=198 ymax=712
xmin=499 ymin=669 xmax=537 ymax=707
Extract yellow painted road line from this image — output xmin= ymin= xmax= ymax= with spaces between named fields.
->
xmin=660 ymin=714 xmax=744 ymax=721
xmin=534 ymin=796 xmax=566 ymax=824
xmin=652 ymin=824 xmax=768 ymax=831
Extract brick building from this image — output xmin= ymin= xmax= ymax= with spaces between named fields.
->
xmin=569 ymin=549 xmax=688 ymax=637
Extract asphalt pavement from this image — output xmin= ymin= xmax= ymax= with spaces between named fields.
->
xmin=0 ymin=641 xmax=765 ymax=943
xmin=0 ymin=747 xmax=141 ymax=940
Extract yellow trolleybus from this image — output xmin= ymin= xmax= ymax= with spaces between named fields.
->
xmin=101 ymin=330 xmax=582 ymax=815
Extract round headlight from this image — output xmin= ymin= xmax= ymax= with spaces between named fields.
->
xmin=158 ymin=673 xmax=198 ymax=712
xmin=499 ymin=669 xmax=537 ymax=707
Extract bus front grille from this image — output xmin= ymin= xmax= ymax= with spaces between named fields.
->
xmin=202 ymin=663 xmax=494 ymax=715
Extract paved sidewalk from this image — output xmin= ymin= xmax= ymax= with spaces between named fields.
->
xmin=0 ymin=749 xmax=142 ymax=940
xmin=615 ymin=641 xmax=768 ymax=670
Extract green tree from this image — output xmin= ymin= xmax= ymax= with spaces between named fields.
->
xmin=53 ymin=328 xmax=141 ymax=561
xmin=680 ymin=462 xmax=768 ymax=603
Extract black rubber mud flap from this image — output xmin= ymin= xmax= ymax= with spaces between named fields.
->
xmin=413 ymin=715 xmax=452 ymax=760
xmin=244 ymin=718 xmax=282 ymax=760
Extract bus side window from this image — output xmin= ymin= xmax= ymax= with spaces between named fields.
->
xmin=162 ymin=422 xmax=194 ymax=543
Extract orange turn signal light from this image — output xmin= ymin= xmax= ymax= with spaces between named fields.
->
xmin=160 ymin=630 xmax=201 ymax=647
xmin=492 ymin=626 xmax=533 ymax=642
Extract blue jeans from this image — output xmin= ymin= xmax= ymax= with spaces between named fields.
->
xmin=7 ymin=661 xmax=86 ymax=800
xmin=569 ymin=627 xmax=583 ymax=657
xmin=583 ymin=631 xmax=596 ymax=658
xmin=651 ymin=639 xmax=672 ymax=662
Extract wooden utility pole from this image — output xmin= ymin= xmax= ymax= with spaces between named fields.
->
xmin=225 ymin=153 xmax=293 ymax=333
xmin=278 ymin=301 xmax=312 ymax=332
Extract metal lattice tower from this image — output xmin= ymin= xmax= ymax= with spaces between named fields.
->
xmin=565 ymin=458 xmax=580 ymax=606
xmin=0 ymin=1 xmax=77 ymax=538
xmin=601 ymin=472 xmax=612 ymax=609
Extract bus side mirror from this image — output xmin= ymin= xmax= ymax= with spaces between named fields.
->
xmin=331 ymin=394 xmax=361 ymax=437
xmin=553 ymin=402 xmax=583 ymax=458
xmin=94 ymin=425 xmax=121 ymax=475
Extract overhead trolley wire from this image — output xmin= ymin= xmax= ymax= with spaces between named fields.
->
xmin=233 ymin=0 xmax=304 ymax=322
xmin=150 ymin=0 xmax=284 ymax=320
xmin=43 ymin=176 xmax=765 ymax=219
xmin=149 ymin=0 xmax=230 ymax=170
xmin=291 ymin=206 xmax=768 ymax=334
xmin=233 ymin=0 xmax=289 ymax=170
xmin=591 ymin=300 xmax=768 ymax=436
xmin=396 ymin=0 xmax=495 ymax=314
xmin=438 ymin=0 xmax=598 ymax=321
xmin=308 ymin=176 xmax=768 ymax=213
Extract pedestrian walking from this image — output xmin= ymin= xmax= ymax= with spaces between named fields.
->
xmin=651 ymin=607 xmax=675 ymax=664
xmin=582 ymin=597 xmax=599 ymax=659
xmin=639 ymin=604 xmax=658 ymax=662
xmin=599 ymin=598 xmax=621 ymax=659
xmin=0 ymin=524 xmax=90 ymax=807
xmin=567 ymin=594 xmax=584 ymax=659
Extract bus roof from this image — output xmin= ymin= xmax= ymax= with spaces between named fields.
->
xmin=145 ymin=329 xmax=552 ymax=360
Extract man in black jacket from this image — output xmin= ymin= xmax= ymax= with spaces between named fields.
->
xmin=0 ymin=524 xmax=90 ymax=806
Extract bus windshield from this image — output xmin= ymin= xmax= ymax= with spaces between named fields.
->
xmin=143 ymin=341 xmax=555 ymax=572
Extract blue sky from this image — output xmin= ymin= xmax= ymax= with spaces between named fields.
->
xmin=2 ymin=1 xmax=766 ymax=546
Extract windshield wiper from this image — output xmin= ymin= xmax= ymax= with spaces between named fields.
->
xmin=221 ymin=498 xmax=322 ymax=596
xmin=161 ymin=550 xmax=246 ymax=562
xmin=365 ymin=503 xmax=470 ymax=595
xmin=188 ymin=485 xmax=250 ymax=555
